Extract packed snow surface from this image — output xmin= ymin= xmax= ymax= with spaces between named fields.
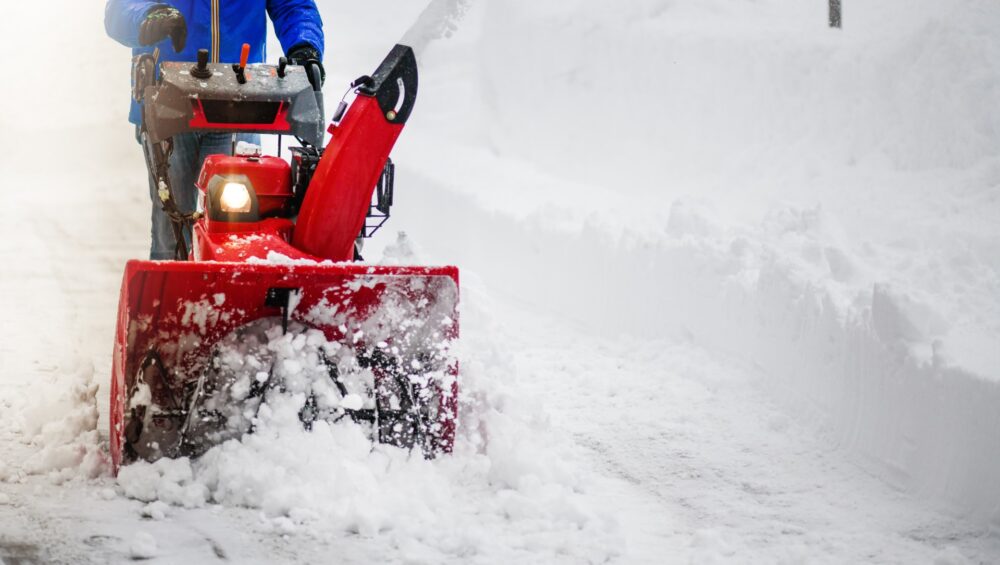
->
xmin=0 ymin=0 xmax=999 ymax=563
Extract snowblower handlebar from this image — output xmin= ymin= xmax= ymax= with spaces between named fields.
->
xmin=141 ymin=56 xmax=325 ymax=145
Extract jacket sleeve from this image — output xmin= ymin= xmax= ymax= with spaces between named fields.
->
xmin=105 ymin=0 xmax=167 ymax=48
xmin=266 ymin=0 xmax=325 ymax=59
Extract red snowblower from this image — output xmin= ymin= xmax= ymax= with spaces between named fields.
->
xmin=110 ymin=44 xmax=458 ymax=474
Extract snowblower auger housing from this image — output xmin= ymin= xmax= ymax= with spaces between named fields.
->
xmin=111 ymin=44 xmax=458 ymax=474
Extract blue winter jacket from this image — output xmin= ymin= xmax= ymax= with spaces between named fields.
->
xmin=105 ymin=0 xmax=325 ymax=124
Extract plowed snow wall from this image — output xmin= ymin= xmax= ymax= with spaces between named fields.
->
xmin=408 ymin=182 xmax=1000 ymax=526
xmin=409 ymin=0 xmax=1000 ymax=527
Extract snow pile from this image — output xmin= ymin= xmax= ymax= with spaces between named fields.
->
xmin=390 ymin=0 xmax=1000 ymax=528
xmin=465 ymin=0 xmax=1000 ymax=375
xmin=17 ymin=360 xmax=105 ymax=480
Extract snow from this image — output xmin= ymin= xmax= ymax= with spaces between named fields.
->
xmin=128 ymin=531 xmax=158 ymax=560
xmin=393 ymin=0 xmax=1000 ymax=527
xmin=117 ymin=458 xmax=209 ymax=508
xmin=18 ymin=361 xmax=106 ymax=480
xmin=0 ymin=0 xmax=998 ymax=563
xmin=234 ymin=141 xmax=262 ymax=157
xmin=246 ymin=250 xmax=335 ymax=266
xmin=140 ymin=500 xmax=170 ymax=520
xmin=113 ymin=303 xmax=622 ymax=561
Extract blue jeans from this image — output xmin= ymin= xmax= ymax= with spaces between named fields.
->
xmin=140 ymin=131 xmax=259 ymax=260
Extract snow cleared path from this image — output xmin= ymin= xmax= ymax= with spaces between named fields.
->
xmin=1 ymin=1 xmax=999 ymax=563
xmin=493 ymin=304 xmax=1000 ymax=563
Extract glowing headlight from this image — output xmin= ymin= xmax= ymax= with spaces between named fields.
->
xmin=220 ymin=182 xmax=252 ymax=213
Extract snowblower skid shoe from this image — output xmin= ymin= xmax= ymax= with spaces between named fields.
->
xmin=111 ymin=43 xmax=459 ymax=473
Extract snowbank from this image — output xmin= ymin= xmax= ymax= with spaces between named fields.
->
xmin=388 ymin=0 xmax=1000 ymax=528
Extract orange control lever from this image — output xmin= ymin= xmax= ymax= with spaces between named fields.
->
xmin=234 ymin=43 xmax=251 ymax=84
xmin=239 ymin=43 xmax=250 ymax=70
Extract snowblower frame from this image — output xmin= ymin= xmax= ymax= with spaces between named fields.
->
xmin=111 ymin=44 xmax=458 ymax=473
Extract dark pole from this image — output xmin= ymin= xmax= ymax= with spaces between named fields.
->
xmin=829 ymin=0 xmax=842 ymax=28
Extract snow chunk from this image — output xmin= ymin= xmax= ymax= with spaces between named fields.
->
xmin=141 ymin=501 xmax=171 ymax=521
xmin=129 ymin=532 xmax=158 ymax=560
xmin=340 ymin=394 xmax=364 ymax=411
xmin=234 ymin=141 xmax=262 ymax=157
xmin=246 ymin=251 xmax=334 ymax=266
xmin=180 ymin=297 xmax=224 ymax=332
xmin=118 ymin=458 xmax=208 ymax=508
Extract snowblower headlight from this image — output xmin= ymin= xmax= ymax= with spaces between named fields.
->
xmin=206 ymin=174 xmax=261 ymax=223
xmin=220 ymin=182 xmax=253 ymax=213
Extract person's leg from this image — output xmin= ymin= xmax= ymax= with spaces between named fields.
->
xmin=156 ymin=132 xmax=201 ymax=259
xmin=141 ymin=145 xmax=174 ymax=260
xmin=137 ymin=134 xmax=198 ymax=261
xmin=142 ymin=131 xmax=199 ymax=260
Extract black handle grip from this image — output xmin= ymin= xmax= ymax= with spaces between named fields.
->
xmin=307 ymin=64 xmax=323 ymax=93
xmin=190 ymin=48 xmax=212 ymax=79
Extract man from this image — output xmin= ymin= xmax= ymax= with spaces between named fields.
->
xmin=105 ymin=0 xmax=325 ymax=259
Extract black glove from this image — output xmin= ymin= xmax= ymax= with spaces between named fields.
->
xmin=139 ymin=6 xmax=187 ymax=53
xmin=287 ymin=44 xmax=325 ymax=90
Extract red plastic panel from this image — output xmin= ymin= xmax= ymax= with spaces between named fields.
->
xmin=293 ymin=96 xmax=402 ymax=262
xmin=193 ymin=218 xmax=298 ymax=261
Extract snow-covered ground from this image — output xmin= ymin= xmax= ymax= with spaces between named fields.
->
xmin=1 ymin=0 xmax=999 ymax=563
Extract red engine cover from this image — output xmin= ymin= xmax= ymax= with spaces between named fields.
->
xmin=196 ymin=154 xmax=292 ymax=217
